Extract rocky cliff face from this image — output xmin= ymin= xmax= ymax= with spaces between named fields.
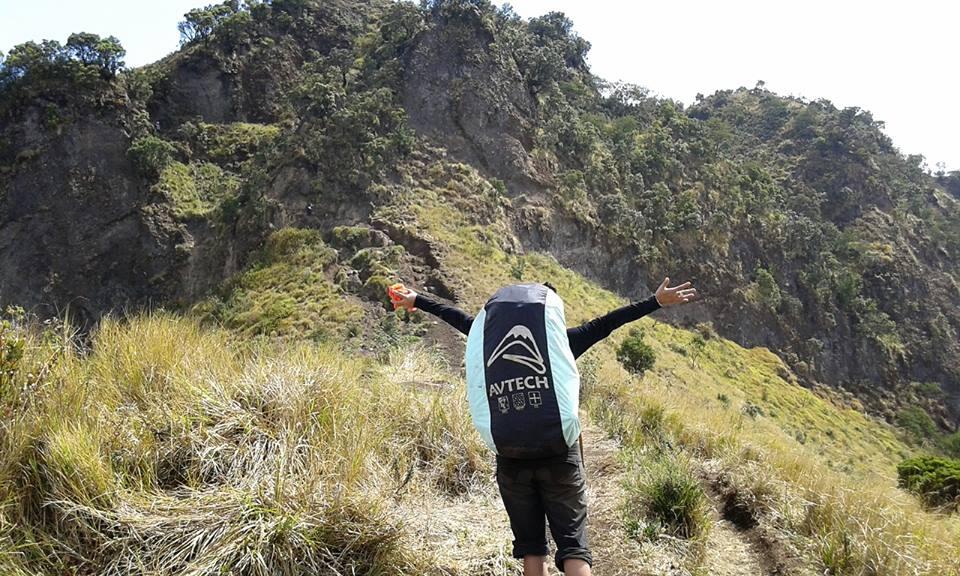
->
xmin=394 ymin=5 xmax=960 ymax=425
xmin=400 ymin=6 xmax=542 ymax=190
xmin=0 ymin=107 xmax=188 ymax=324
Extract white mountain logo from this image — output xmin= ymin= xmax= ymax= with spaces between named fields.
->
xmin=487 ymin=325 xmax=547 ymax=374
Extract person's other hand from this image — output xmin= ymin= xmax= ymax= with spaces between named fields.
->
xmin=655 ymin=277 xmax=698 ymax=307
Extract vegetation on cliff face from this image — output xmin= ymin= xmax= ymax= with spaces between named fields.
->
xmin=2 ymin=0 xmax=960 ymax=573
xmin=194 ymin=228 xmax=363 ymax=339
xmin=489 ymin=41 xmax=960 ymax=426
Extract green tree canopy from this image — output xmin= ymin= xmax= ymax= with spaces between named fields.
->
xmin=0 ymin=34 xmax=125 ymax=117
xmin=65 ymin=33 xmax=125 ymax=78
xmin=0 ymin=33 xmax=124 ymax=87
xmin=178 ymin=1 xmax=243 ymax=44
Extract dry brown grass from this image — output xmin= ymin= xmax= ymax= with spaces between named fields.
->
xmin=0 ymin=313 xmax=489 ymax=575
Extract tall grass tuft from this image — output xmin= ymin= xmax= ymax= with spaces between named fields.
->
xmin=620 ymin=449 xmax=711 ymax=572
xmin=622 ymin=452 xmax=711 ymax=543
xmin=0 ymin=313 xmax=485 ymax=575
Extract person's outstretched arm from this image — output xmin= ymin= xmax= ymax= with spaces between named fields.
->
xmin=567 ymin=277 xmax=698 ymax=359
xmin=393 ymin=286 xmax=474 ymax=336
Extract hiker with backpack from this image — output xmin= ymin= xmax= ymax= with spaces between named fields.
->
xmin=390 ymin=278 xmax=697 ymax=576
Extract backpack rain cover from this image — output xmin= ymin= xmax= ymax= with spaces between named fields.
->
xmin=465 ymin=283 xmax=581 ymax=459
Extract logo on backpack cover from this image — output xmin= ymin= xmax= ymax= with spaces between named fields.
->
xmin=512 ymin=393 xmax=526 ymax=410
xmin=528 ymin=391 xmax=542 ymax=408
xmin=487 ymin=325 xmax=547 ymax=374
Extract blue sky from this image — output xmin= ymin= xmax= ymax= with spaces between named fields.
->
xmin=1 ymin=0 xmax=956 ymax=171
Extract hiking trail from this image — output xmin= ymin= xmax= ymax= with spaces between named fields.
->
xmin=402 ymin=417 xmax=789 ymax=575
xmin=581 ymin=420 xmax=771 ymax=576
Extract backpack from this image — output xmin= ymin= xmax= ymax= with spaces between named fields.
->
xmin=465 ymin=283 xmax=581 ymax=459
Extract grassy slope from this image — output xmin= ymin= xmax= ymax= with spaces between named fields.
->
xmin=399 ymin=166 xmax=911 ymax=479
xmin=194 ymin=228 xmax=365 ymax=340
xmin=391 ymin=159 xmax=960 ymax=574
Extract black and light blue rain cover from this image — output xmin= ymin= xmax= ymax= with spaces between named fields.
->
xmin=465 ymin=284 xmax=581 ymax=459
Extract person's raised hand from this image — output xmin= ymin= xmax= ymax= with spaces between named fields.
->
xmin=388 ymin=284 xmax=418 ymax=311
xmin=655 ymin=277 xmax=698 ymax=307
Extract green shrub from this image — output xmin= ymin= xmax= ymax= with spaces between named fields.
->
xmin=914 ymin=381 xmax=943 ymax=399
xmin=941 ymin=432 xmax=960 ymax=458
xmin=742 ymin=401 xmax=764 ymax=419
xmin=616 ymin=328 xmax=656 ymax=375
xmin=128 ymin=136 xmax=177 ymax=178
xmin=754 ymin=267 xmax=781 ymax=310
xmin=667 ymin=342 xmax=687 ymax=356
xmin=0 ymin=306 xmax=25 ymax=394
xmin=363 ymin=274 xmax=393 ymax=305
xmin=510 ymin=257 xmax=526 ymax=280
xmin=896 ymin=406 xmax=937 ymax=442
xmin=349 ymin=246 xmax=405 ymax=283
xmin=897 ymin=456 xmax=960 ymax=509
xmin=690 ymin=333 xmax=706 ymax=351
xmin=695 ymin=322 xmax=717 ymax=340
xmin=717 ymin=393 xmax=730 ymax=408
xmin=262 ymin=228 xmax=336 ymax=266
xmin=638 ymin=403 xmax=666 ymax=437
xmin=330 ymin=225 xmax=379 ymax=251
xmin=623 ymin=454 xmax=710 ymax=541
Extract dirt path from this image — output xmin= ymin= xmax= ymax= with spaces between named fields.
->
xmin=697 ymin=459 xmax=816 ymax=576
xmin=581 ymin=420 xmax=770 ymax=576
xmin=700 ymin=513 xmax=769 ymax=576
xmin=401 ymin=418 xmax=781 ymax=575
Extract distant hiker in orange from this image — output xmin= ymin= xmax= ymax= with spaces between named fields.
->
xmin=391 ymin=278 xmax=698 ymax=576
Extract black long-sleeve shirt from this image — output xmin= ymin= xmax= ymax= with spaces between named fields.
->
xmin=414 ymin=292 xmax=661 ymax=359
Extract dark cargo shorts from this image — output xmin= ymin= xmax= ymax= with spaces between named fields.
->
xmin=495 ymin=445 xmax=592 ymax=572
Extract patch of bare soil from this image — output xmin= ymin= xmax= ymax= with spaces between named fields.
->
xmin=699 ymin=459 xmax=818 ymax=576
